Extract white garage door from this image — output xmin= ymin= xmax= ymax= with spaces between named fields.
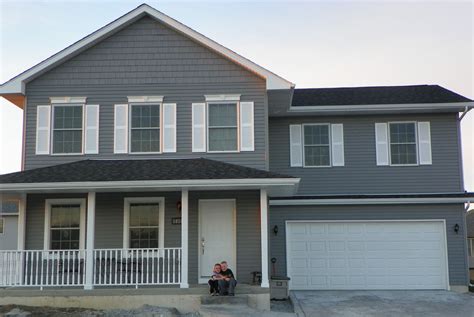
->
xmin=286 ymin=221 xmax=448 ymax=290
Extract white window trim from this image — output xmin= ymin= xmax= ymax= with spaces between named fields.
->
xmin=128 ymin=103 xmax=163 ymax=154
xmin=127 ymin=96 xmax=164 ymax=103
xmin=302 ymin=123 xmax=332 ymax=168
xmin=50 ymin=96 xmax=87 ymax=104
xmin=0 ymin=217 xmax=4 ymax=235
xmin=43 ymin=198 xmax=86 ymax=250
xmin=123 ymin=197 xmax=165 ymax=249
xmin=388 ymin=121 xmax=419 ymax=166
xmin=50 ymin=103 xmax=85 ymax=156
xmin=205 ymin=94 xmax=241 ymax=102
xmin=206 ymin=101 xmax=240 ymax=153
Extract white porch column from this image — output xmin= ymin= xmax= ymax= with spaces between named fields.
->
xmin=84 ymin=192 xmax=96 ymax=290
xmin=260 ymin=189 xmax=269 ymax=288
xmin=180 ymin=189 xmax=189 ymax=288
xmin=17 ymin=194 xmax=26 ymax=250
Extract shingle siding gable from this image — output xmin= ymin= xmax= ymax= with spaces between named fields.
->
xmin=24 ymin=16 xmax=267 ymax=171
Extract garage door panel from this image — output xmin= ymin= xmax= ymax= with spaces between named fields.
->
xmin=287 ymin=221 xmax=448 ymax=290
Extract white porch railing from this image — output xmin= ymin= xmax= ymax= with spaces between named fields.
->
xmin=0 ymin=250 xmax=86 ymax=287
xmin=93 ymin=248 xmax=181 ymax=286
xmin=0 ymin=248 xmax=181 ymax=288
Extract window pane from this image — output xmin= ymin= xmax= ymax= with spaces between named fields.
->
xmin=53 ymin=105 xmax=83 ymax=129
xmin=53 ymin=130 xmax=82 ymax=154
xmin=51 ymin=205 xmax=80 ymax=228
xmin=391 ymin=144 xmax=417 ymax=164
xmin=131 ymin=105 xmax=160 ymax=128
xmin=304 ymin=146 xmax=330 ymax=166
xmin=130 ymin=129 xmax=160 ymax=152
xmin=208 ymin=103 xmax=237 ymax=127
xmin=208 ymin=128 xmax=237 ymax=151
xmin=390 ymin=123 xmax=416 ymax=143
xmin=129 ymin=203 xmax=159 ymax=249
xmin=304 ymin=125 xmax=329 ymax=145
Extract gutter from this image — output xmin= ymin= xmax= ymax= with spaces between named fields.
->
xmin=459 ymin=106 xmax=472 ymax=121
xmin=270 ymin=197 xmax=474 ymax=206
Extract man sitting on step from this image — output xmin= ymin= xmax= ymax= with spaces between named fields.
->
xmin=218 ymin=261 xmax=237 ymax=296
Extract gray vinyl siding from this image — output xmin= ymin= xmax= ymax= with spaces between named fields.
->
xmin=24 ymin=16 xmax=267 ymax=171
xmin=0 ymin=217 xmax=18 ymax=250
xmin=269 ymin=113 xmax=463 ymax=195
xmin=24 ymin=190 xmax=261 ymax=284
xmin=269 ymin=203 xmax=469 ymax=286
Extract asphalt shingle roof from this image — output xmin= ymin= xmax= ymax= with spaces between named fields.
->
xmin=0 ymin=158 xmax=294 ymax=184
xmin=292 ymin=85 xmax=472 ymax=107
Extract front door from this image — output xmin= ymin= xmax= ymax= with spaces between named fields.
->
xmin=198 ymin=199 xmax=236 ymax=283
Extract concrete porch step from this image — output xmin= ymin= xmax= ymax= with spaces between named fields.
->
xmin=200 ymin=294 xmax=248 ymax=306
xmin=199 ymin=304 xmax=296 ymax=317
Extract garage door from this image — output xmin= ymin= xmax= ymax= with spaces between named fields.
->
xmin=286 ymin=221 xmax=448 ymax=290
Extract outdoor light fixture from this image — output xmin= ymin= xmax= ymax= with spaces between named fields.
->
xmin=454 ymin=223 xmax=460 ymax=234
xmin=273 ymin=225 xmax=279 ymax=236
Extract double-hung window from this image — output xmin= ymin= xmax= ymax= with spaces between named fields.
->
xmin=208 ymin=103 xmax=238 ymax=152
xmin=303 ymin=124 xmax=331 ymax=167
xmin=389 ymin=122 xmax=417 ymax=165
xmin=52 ymin=105 xmax=83 ymax=154
xmin=130 ymin=104 xmax=161 ymax=153
xmin=50 ymin=204 xmax=81 ymax=250
xmin=124 ymin=198 xmax=164 ymax=249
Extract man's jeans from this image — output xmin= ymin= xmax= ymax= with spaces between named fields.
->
xmin=218 ymin=278 xmax=237 ymax=295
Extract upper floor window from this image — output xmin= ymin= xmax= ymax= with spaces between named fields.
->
xmin=208 ymin=103 xmax=238 ymax=152
xmin=289 ymin=123 xmax=344 ymax=167
xmin=303 ymin=124 xmax=330 ymax=167
xmin=130 ymin=104 xmax=161 ymax=153
xmin=52 ymin=105 xmax=83 ymax=154
xmin=389 ymin=122 xmax=417 ymax=165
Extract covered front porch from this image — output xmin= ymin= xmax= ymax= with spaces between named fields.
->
xmin=0 ymin=158 xmax=299 ymax=290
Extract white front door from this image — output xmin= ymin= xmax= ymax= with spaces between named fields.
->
xmin=199 ymin=199 xmax=236 ymax=283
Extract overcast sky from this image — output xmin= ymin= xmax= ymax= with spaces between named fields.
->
xmin=0 ymin=0 xmax=473 ymax=190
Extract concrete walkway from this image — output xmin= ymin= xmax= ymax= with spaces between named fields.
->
xmin=291 ymin=290 xmax=474 ymax=317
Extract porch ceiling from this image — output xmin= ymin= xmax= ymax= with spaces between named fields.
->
xmin=0 ymin=158 xmax=300 ymax=196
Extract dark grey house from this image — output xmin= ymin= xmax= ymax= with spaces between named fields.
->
xmin=0 ymin=4 xmax=473 ymax=294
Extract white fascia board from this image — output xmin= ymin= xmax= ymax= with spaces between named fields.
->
xmin=270 ymin=197 xmax=473 ymax=206
xmin=0 ymin=5 xmax=293 ymax=94
xmin=288 ymin=102 xmax=474 ymax=113
xmin=0 ymin=178 xmax=300 ymax=193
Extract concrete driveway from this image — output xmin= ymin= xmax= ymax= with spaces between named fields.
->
xmin=291 ymin=290 xmax=474 ymax=317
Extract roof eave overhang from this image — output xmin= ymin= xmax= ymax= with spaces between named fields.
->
xmin=0 ymin=5 xmax=293 ymax=96
xmin=0 ymin=178 xmax=301 ymax=197
xmin=270 ymin=197 xmax=473 ymax=206
xmin=286 ymin=101 xmax=474 ymax=115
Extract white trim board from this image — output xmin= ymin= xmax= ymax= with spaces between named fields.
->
xmin=0 ymin=178 xmax=300 ymax=193
xmin=270 ymin=197 xmax=473 ymax=205
xmin=0 ymin=5 xmax=293 ymax=94
xmin=288 ymin=102 xmax=474 ymax=113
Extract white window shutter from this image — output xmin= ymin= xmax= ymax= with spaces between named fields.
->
xmin=192 ymin=103 xmax=206 ymax=152
xmin=331 ymin=124 xmax=344 ymax=166
xmin=35 ymin=105 xmax=51 ymax=155
xmin=240 ymin=101 xmax=254 ymax=151
xmin=163 ymin=103 xmax=177 ymax=153
xmin=84 ymin=104 xmax=99 ymax=154
xmin=375 ymin=123 xmax=389 ymax=166
xmin=114 ymin=104 xmax=128 ymax=154
xmin=418 ymin=121 xmax=432 ymax=165
xmin=289 ymin=124 xmax=303 ymax=167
